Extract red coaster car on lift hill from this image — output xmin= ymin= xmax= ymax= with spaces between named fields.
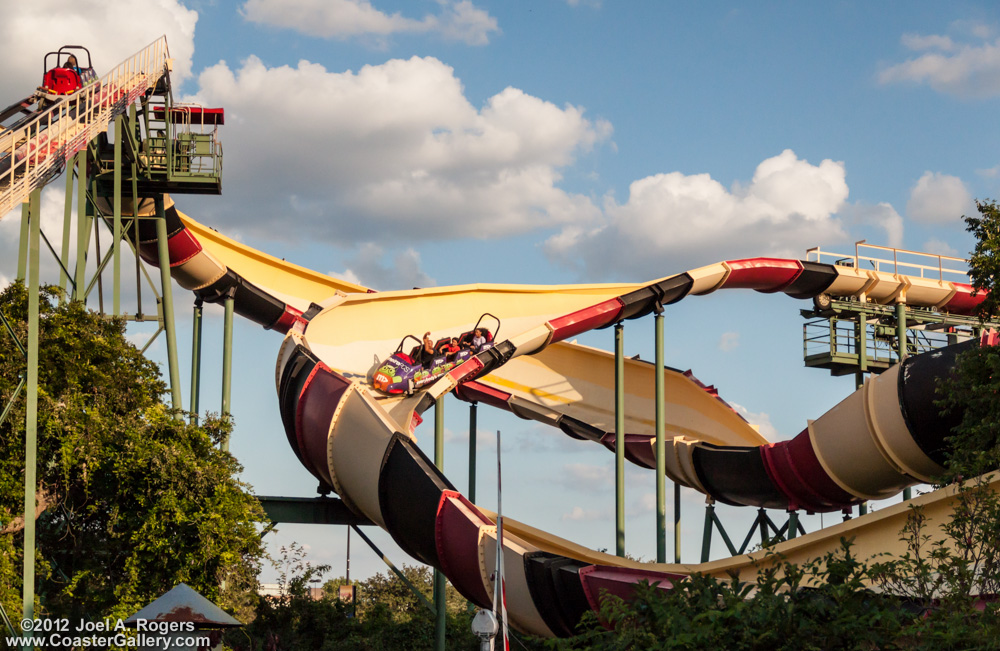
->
xmin=40 ymin=46 xmax=98 ymax=98
xmin=368 ymin=315 xmax=500 ymax=396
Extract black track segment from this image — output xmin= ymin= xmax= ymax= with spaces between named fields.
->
xmin=524 ymin=552 xmax=589 ymax=637
xmin=558 ymin=414 xmax=605 ymax=443
xmin=378 ymin=434 xmax=456 ymax=568
xmin=692 ymin=443 xmax=788 ymax=509
xmin=277 ymin=345 xmax=319 ymax=465
xmin=302 ymin=302 xmax=325 ymax=321
xmin=524 ymin=552 xmax=582 ymax=637
xmin=898 ymin=340 xmax=977 ymax=466
xmin=476 ymin=340 xmax=516 ymax=377
xmin=784 ymin=262 xmax=838 ymax=299
xmin=617 ymin=274 xmax=694 ymax=322
xmin=194 ymin=270 xmax=286 ymax=328
xmin=552 ymin=560 xmax=593 ymax=634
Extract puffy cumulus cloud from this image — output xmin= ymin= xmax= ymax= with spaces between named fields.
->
xmin=187 ymin=55 xmax=608 ymax=243
xmin=841 ymin=202 xmax=904 ymax=248
xmin=330 ymin=242 xmax=435 ymax=291
xmin=545 ymin=149 xmax=849 ymax=279
xmin=879 ymin=24 xmax=1000 ymax=97
xmin=906 ymin=171 xmax=972 ymax=224
xmin=730 ymin=404 xmax=780 ymax=442
xmin=0 ymin=0 xmax=197 ymax=97
xmin=241 ymin=0 xmax=498 ymax=46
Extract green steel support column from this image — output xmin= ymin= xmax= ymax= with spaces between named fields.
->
xmin=21 ymin=188 xmax=41 ymax=637
xmin=701 ymin=502 xmax=714 ymax=563
xmin=614 ymin=322 xmax=625 ymax=557
xmin=654 ymin=307 xmax=666 ymax=563
xmin=674 ymin=483 xmax=681 ymax=563
xmin=895 ymin=301 xmax=908 ymax=362
xmin=787 ymin=511 xmax=799 ymax=540
xmin=59 ymin=152 xmax=77 ymax=297
xmin=433 ymin=398 xmax=446 ymax=651
xmin=113 ymin=114 xmax=123 ymax=316
xmin=468 ymin=402 xmax=477 ymax=504
xmin=190 ymin=300 xmax=203 ymax=424
xmin=16 ymin=202 xmax=29 ymax=281
xmin=859 ymin=503 xmax=868 ymax=516
xmin=222 ymin=294 xmax=235 ymax=449
xmin=903 ymin=487 xmax=913 ymax=501
xmin=758 ymin=508 xmax=768 ymax=547
xmin=155 ymin=198 xmax=183 ymax=415
xmin=74 ymin=157 xmax=90 ymax=303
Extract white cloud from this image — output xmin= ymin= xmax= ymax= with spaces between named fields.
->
xmin=0 ymin=0 xmax=197 ymax=96
xmin=186 ymin=55 xmax=608 ymax=245
xmin=545 ymin=149 xmax=849 ymax=279
xmin=333 ymin=243 xmax=435 ymax=291
xmin=922 ymin=237 xmax=959 ymax=258
xmin=561 ymin=505 xmax=607 ymax=521
xmin=241 ymin=0 xmax=498 ymax=46
xmin=976 ymin=164 xmax=1000 ymax=179
xmin=906 ymin=171 xmax=972 ymax=224
xmin=841 ymin=202 xmax=904 ymax=248
xmin=901 ymin=33 xmax=955 ymax=52
xmin=730 ymin=403 xmax=780 ymax=442
xmin=717 ymin=331 xmax=739 ymax=352
xmin=880 ymin=25 xmax=1000 ymax=97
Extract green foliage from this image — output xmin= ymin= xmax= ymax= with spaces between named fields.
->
xmin=0 ymin=282 xmax=266 ymax=622
xmin=964 ymin=199 xmax=1000 ymax=322
xmin=229 ymin=546 xmax=481 ymax=651
xmin=546 ymin=541 xmax=914 ymax=651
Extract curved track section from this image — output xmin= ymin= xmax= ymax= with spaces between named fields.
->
xmin=126 ymin=197 xmax=989 ymax=636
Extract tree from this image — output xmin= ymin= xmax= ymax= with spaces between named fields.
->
xmin=964 ymin=199 xmax=1000 ymax=322
xmin=0 ymin=282 xmax=267 ymax=622
xmin=230 ymin=549 xmax=485 ymax=651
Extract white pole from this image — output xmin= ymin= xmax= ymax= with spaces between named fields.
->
xmin=495 ymin=430 xmax=509 ymax=651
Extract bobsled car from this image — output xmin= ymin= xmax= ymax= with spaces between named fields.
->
xmin=369 ymin=315 xmax=499 ymax=395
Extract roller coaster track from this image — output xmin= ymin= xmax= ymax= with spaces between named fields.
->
xmin=0 ymin=36 xmax=171 ymax=218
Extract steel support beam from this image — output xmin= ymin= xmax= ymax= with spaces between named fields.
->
xmin=190 ymin=300 xmax=203 ymax=424
xmin=615 ymin=322 xmax=625 ymax=557
xmin=21 ymin=188 xmax=41 ymax=640
xmin=433 ymin=398 xmax=446 ymax=651
xmin=654 ymin=307 xmax=666 ymax=563
xmin=59 ymin=153 xmax=77 ymax=298
xmin=674 ymin=483 xmax=681 ymax=563
xmin=468 ymin=402 xmax=477 ymax=505
xmin=154 ymin=197 xmax=183 ymax=414
xmin=221 ymin=294 xmax=235 ymax=449
xmin=16 ymin=202 xmax=29 ymax=282
xmin=112 ymin=114 xmax=122 ymax=316
xmin=73 ymin=155 xmax=90 ymax=303
xmin=258 ymin=496 xmax=372 ymax=526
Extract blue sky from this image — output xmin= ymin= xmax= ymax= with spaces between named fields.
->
xmin=2 ymin=1 xmax=1000 ymax=584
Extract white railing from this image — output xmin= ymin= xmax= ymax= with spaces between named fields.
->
xmin=806 ymin=240 xmax=969 ymax=283
xmin=0 ymin=36 xmax=171 ymax=218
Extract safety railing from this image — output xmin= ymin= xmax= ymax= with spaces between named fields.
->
xmin=0 ymin=36 xmax=171 ymax=218
xmin=806 ymin=241 xmax=969 ymax=283
xmin=142 ymin=102 xmax=223 ymax=182
xmin=803 ymin=316 xmax=958 ymax=367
